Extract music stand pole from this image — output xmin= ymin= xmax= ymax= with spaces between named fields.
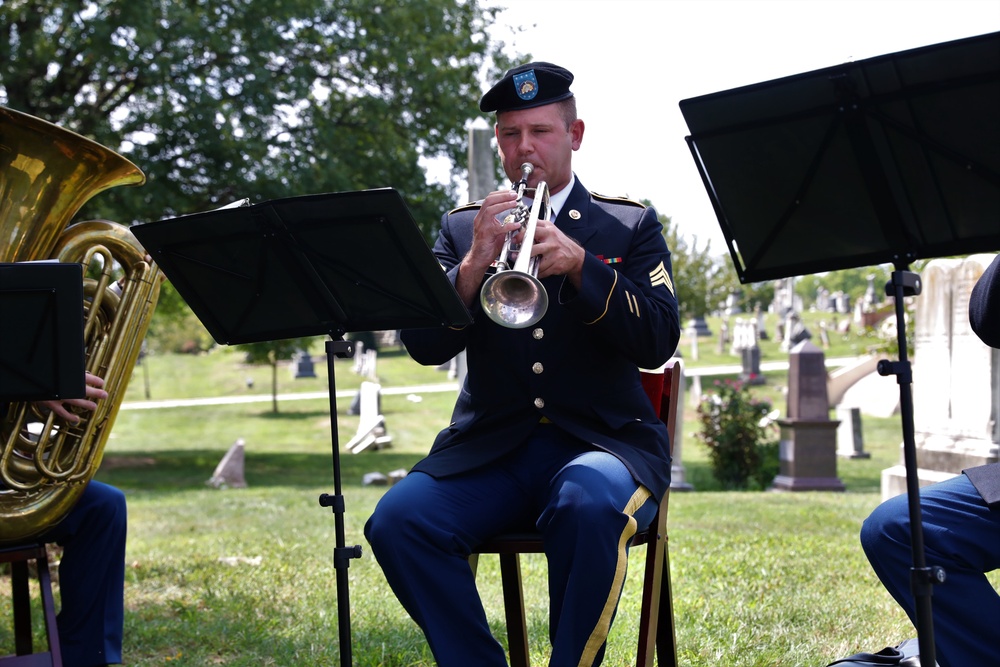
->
xmin=318 ymin=337 xmax=362 ymax=666
xmin=129 ymin=187 xmax=473 ymax=667
xmin=875 ymin=266 xmax=946 ymax=667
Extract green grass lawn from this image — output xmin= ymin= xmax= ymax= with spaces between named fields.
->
xmin=5 ymin=315 xmax=982 ymax=666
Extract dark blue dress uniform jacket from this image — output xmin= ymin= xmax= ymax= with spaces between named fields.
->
xmin=401 ymin=178 xmax=682 ymax=502
xmin=966 ymin=253 xmax=1000 ymax=509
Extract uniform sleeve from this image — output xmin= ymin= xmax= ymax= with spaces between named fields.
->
xmin=970 ymin=254 xmax=1000 ymax=349
xmin=400 ymin=211 xmax=473 ymax=366
xmin=559 ymin=205 xmax=681 ymax=369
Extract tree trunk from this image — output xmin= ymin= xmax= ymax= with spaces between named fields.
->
xmin=271 ymin=359 xmax=279 ymax=413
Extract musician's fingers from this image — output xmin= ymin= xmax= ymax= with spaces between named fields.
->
xmin=35 ymin=399 xmax=92 ymax=424
xmin=84 ymin=373 xmax=109 ymax=401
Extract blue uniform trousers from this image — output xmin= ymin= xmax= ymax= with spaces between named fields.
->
xmin=365 ymin=425 xmax=658 ymax=667
xmin=41 ymin=480 xmax=127 ymax=667
xmin=861 ymin=473 xmax=1000 ymax=667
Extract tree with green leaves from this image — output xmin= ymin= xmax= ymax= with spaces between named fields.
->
xmin=657 ymin=210 xmax=775 ymax=324
xmin=795 ymin=265 xmax=893 ymax=310
xmin=1 ymin=0 xmax=515 ymax=234
xmin=1 ymin=0 xmax=520 ymax=354
xmin=238 ymin=337 xmax=317 ymax=413
xmin=660 ymin=212 xmax=726 ymax=322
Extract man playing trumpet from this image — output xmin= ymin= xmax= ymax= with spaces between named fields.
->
xmin=366 ymin=61 xmax=681 ymax=666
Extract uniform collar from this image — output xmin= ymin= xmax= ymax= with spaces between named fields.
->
xmin=546 ymin=173 xmax=575 ymax=221
xmin=524 ymin=173 xmax=575 ymax=222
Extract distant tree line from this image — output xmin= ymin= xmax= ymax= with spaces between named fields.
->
xmin=1 ymin=0 xmax=520 ymax=356
xmin=1 ymin=1 xmax=905 ymax=360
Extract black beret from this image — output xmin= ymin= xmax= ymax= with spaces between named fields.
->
xmin=479 ymin=62 xmax=574 ymax=113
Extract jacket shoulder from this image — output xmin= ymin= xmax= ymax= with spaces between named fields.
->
xmin=591 ymin=192 xmax=647 ymax=209
xmin=447 ymin=201 xmax=482 ymax=216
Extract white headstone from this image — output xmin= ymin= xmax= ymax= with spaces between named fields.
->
xmin=882 ymin=254 xmax=1000 ymax=500
xmin=207 ymin=439 xmax=248 ymax=489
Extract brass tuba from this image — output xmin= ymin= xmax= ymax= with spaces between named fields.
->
xmin=0 ymin=106 xmax=160 ymax=544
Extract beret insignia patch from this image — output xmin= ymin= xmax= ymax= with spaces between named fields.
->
xmin=513 ymin=70 xmax=539 ymax=101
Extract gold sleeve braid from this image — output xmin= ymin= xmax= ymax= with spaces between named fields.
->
xmin=584 ymin=270 xmax=618 ymax=325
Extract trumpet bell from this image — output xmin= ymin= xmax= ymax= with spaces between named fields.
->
xmin=480 ymin=270 xmax=548 ymax=329
xmin=479 ymin=166 xmax=550 ymax=329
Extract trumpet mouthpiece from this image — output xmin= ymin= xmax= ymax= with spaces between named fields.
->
xmin=520 ymin=163 xmax=534 ymax=176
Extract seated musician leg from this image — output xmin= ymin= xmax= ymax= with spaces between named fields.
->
xmin=540 ymin=449 xmax=658 ymax=667
xmin=861 ymin=473 xmax=1000 ymax=667
xmin=365 ymin=469 xmax=523 ymax=667
xmin=42 ymin=480 xmax=127 ymax=667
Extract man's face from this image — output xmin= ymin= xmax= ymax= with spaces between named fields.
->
xmin=495 ymin=104 xmax=583 ymax=196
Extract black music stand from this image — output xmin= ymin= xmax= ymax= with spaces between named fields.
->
xmin=680 ymin=31 xmax=1000 ymax=667
xmin=132 ymin=188 xmax=471 ymax=666
xmin=0 ymin=262 xmax=86 ymax=401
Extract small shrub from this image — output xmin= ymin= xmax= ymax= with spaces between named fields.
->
xmin=696 ymin=379 xmax=779 ymax=490
xmin=752 ymin=439 xmax=781 ymax=491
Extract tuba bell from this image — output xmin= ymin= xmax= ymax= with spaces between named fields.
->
xmin=0 ymin=106 xmax=160 ymax=544
xmin=480 ymin=163 xmax=550 ymax=329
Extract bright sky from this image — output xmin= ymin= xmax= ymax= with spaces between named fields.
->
xmin=483 ymin=0 xmax=1000 ymax=254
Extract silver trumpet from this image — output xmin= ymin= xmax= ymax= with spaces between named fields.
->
xmin=480 ymin=163 xmax=550 ymax=329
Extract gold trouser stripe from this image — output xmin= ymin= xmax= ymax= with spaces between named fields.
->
xmin=584 ymin=271 xmax=618 ymax=325
xmin=577 ymin=484 xmax=653 ymax=667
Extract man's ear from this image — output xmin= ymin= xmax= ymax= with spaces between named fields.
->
xmin=571 ymin=119 xmax=585 ymax=151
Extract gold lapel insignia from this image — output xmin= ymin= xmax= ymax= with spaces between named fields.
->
xmin=649 ymin=261 xmax=674 ymax=295
xmin=569 ymin=209 xmax=581 ymax=220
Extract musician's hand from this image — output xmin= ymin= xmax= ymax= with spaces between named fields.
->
xmin=469 ymin=190 xmax=520 ymax=269
xmin=528 ymin=219 xmax=585 ymax=289
xmin=36 ymin=373 xmax=108 ymax=424
xmin=456 ymin=189 xmax=520 ymax=307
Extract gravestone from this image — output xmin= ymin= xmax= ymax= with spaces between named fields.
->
xmin=863 ymin=274 xmax=878 ymax=310
xmin=207 ymin=439 xmax=248 ymax=489
xmin=780 ymin=312 xmax=812 ymax=352
xmin=836 ymin=406 xmax=869 ymax=459
xmin=815 ymin=287 xmax=831 ymax=312
xmin=668 ymin=358 xmax=693 ymax=491
xmin=345 ymin=381 xmax=392 ymax=453
xmin=740 ymin=344 xmax=764 ymax=385
xmin=716 ymin=320 xmax=729 ymax=355
xmin=729 ymin=318 xmax=751 ymax=356
xmin=772 ymin=341 xmax=844 ymax=492
xmin=363 ymin=471 xmax=388 ymax=486
xmin=736 ymin=317 xmax=764 ymax=385
xmin=292 ymin=349 xmax=316 ymax=378
xmin=818 ymin=321 xmax=830 ymax=350
xmin=685 ymin=316 xmax=712 ymax=337
xmin=833 ymin=292 xmax=851 ymax=315
xmin=724 ymin=291 xmax=742 ymax=315
xmin=772 ymin=276 xmax=800 ymax=318
xmin=881 ymin=254 xmax=1000 ymax=499
xmin=351 ymin=341 xmax=366 ymax=373
xmin=755 ymin=304 xmax=769 ymax=341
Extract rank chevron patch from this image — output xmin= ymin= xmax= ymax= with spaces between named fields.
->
xmin=649 ymin=261 xmax=674 ymax=295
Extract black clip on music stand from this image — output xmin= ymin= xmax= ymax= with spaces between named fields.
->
xmin=132 ymin=188 xmax=472 ymax=665
xmin=680 ymin=31 xmax=1000 ymax=667
xmin=0 ymin=262 xmax=86 ymax=402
